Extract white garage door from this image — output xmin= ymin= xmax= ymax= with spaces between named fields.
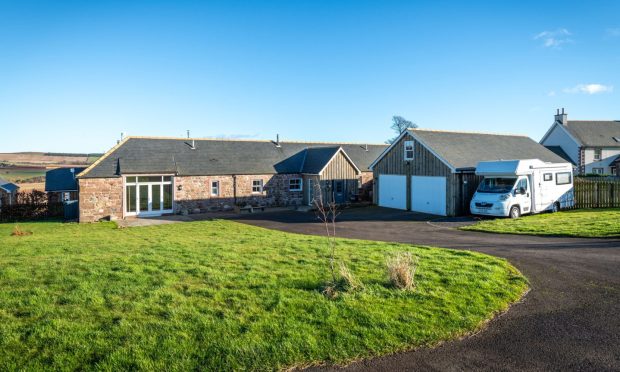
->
xmin=411 ymin=176 xmax=446 ymax=216
xmin=379 ymin=175 xmax=407 ymax=210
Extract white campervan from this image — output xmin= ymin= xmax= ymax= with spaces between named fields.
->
xmin=470 ymin=159 xmax=574 ymax=218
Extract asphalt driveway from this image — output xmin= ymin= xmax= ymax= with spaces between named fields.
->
xmin=232 ymin=206 xmax=620 ymax=371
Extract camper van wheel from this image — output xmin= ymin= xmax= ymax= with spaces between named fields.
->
xmin=552 ymin=202 xmax=560 ymax=213
xmin=509 ymin=206 xmax=521 ymax=219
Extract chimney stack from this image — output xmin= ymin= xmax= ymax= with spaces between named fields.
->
xmin=555 ymin=108 xmax=568 ymax=125
xmin=275 ymin=134 xmax=281 ymax=148
xmin=187 ymin=130 xmax=190 ymax=139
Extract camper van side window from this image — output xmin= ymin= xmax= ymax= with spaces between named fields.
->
xmin=543 ymin=173 xmax=553 ymax=181
xmin=556 ymin=172 xmax=571 ymax=185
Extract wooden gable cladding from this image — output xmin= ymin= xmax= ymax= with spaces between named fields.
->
xmin=372 ymin=133 xmax=453 ymax=176
xmin=320 ymin=150 xmax=359 ymax=180
xmin=372 ymin=132 xmax=482 ymax=216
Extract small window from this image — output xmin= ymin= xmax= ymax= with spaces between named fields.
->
xmin=211 ymin=181 xmax=219 ymax=196
xmin=594 ymin=149 xmax=602 ymax=161
xmin=404 ymin=140 xmax=414 ymax=160
xmin=612 ymin=166 xmax=617 ymax=176
xmin=252 ymin=179 xmax=263 ymax=193
xmin=63 ymin=192 xmax=71 ymax=201
xmin=592 ymin=167 xmax=604 ymax=175
xmin=556 ymin=172 xmax=572 ymax=185
xmin=289 ymin=178 xmax=302 ymax=191
xmin=543 ymin=173 xmax=553 ymax=181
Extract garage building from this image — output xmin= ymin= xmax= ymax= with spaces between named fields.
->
xmin=370 ymin=129 xmax=565 ymax=216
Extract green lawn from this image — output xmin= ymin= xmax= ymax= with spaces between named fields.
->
xmin=0 ymin=220 xmax=527 ymax=370
xmin=462 ymin=209 xmax=620 ymax=238
xmin=0 ymin=168 xmax=46 ymax=183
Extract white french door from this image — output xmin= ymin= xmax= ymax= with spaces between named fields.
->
xmin=125 ymin=176 xmax=173 ymax=216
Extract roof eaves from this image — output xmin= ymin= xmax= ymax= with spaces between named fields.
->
xmin=368 ymin=131 xmax=407 ymax=170
xmin=77 ymin=136 xmax=132 ymax=178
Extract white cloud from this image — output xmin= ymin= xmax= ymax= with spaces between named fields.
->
xmin=563 ymin=84 xmax=614 ymax=95
xmin=534 ymin=28 xmax=572 ymax=48
xmin=607 ymin=28 xmax=620 ymax=37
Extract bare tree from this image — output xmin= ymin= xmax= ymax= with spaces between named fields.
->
xmin=313 ymin=182 xmax=340 ymax=284
xmin=387 ymin=115 xmax=418 ymax=144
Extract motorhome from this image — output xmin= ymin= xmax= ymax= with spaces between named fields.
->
xmin=470 ymin=159 xmax=574 ymax=218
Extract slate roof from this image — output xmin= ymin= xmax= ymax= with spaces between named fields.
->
xmin=544 ymin=146 xmax=576 ymax=165
xmin=0 ymin=177 xmax=19 ymax=193
xmin=79 ymin=137 xmax=387 ymax=178
xmin=408 ymin=129 xmax=567 ymax=170
xmin=45 ymin=167 xmax=86 ymax=192
xmin=561 ymin=121 xmax=620 ymax=147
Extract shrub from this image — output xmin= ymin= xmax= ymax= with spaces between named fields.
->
xmin=11 ymin=225 xmax=32 ymax=236
xmin=387 ymin=252 xmax=418 ymax=291
xmin=338 ymin=262 xmax=363 ymax=292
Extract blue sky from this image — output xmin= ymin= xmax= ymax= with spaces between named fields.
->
xmin=1 ymin=0 xmax=618 ymax=153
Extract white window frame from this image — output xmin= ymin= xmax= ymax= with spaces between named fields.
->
xmin=593 ymin=148 xmax=602 ymax=161
xmin=592 ymin=167 xmax=604 ymax=175
xmin=289 ymin=178 xmax=302 ymax=192
xmin=211 ymin=180 xmax=220 ymax=196
xmin=404 ymin=140 xmax=414 ymax=160
xmin=612 ymin=166 xmax=617 ymax=176
xmin=123 ymin=175 xmax=174 ymax=217
xmin=252 ymin=179 xmax=264 ymax=194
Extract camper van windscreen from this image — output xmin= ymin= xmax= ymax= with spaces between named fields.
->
xmin=477 ymin=178 xmax=517 ymax=193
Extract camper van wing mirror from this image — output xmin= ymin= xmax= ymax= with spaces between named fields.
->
xmin=519 ymin=187 xmax=526 ymax=195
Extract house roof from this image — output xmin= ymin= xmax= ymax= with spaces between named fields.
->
xmin=45 ymin=167 xmax=86 ymax=192
xmin=79 ymin=137 xmax=387 ymax=178
xmin=544 ymin=146 xmax=576 ymax=165
xmin=562 ymin=121 xmax=620 ymax=147
xmin=0 ymin=177 xmax=19 ymax=193
xmin=372 ymin=129 xmax=567 ymax=171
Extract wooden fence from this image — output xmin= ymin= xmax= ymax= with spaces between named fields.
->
xmin=573 ymin=177 xmax=620 ymax=209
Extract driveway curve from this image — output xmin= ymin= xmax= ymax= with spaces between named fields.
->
xmin=231 ymin=207 xmax=620 ymax=371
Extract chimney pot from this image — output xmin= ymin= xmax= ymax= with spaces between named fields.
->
xmin=554 ymin=108 xmax=568 ymax=125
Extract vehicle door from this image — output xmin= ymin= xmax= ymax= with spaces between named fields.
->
xmin=514 ymin=177 xmax=532 ymax=214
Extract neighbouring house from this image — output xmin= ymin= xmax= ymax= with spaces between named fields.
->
xmin=540 ymin=109 xmax=620 ymax=175
xmin=369 ymin=128 xmax=566 ymax=216
xmin=0 ymin=176 xmax=19 ymax=210
xmin=76 ymin=136 xmax=387 ymax=222
xmin=45 ymin=167 xmax=86 ymax=203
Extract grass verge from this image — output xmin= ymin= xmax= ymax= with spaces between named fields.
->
xmin=0 ymin=220 xmax=527 ymax=370
xmin=461 ymin=208 xmax=620 ymax=238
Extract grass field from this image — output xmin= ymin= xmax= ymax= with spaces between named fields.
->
xmin=0 ymin=220 xmax=527 ymax=370
xmin=462 ymin=209 xmax=620 ymax=238
xmin=0 ymin=168 xmax=47 ymax=183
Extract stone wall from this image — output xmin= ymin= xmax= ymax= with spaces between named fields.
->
xmin=79 ymin=173 xmax=307 ymax=222
xmin=78 ymin=178 xmax=123 ymax=222
xmin=173 ymin=174 xmax=305 ymax=213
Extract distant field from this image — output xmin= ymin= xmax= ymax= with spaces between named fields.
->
xmin=0 ymin=152 xmax=101 ymax=167
xmin=0 ymin=152 xmax=100 ymax=185
xmin=0 ymin=167 xmax=47 ymax=183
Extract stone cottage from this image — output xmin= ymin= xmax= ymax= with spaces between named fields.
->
xmin=77 ymin=136 xmax=387 ymax=222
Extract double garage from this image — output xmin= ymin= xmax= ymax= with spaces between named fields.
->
xmin=378 ymin=175 xmax=447 ymax=216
